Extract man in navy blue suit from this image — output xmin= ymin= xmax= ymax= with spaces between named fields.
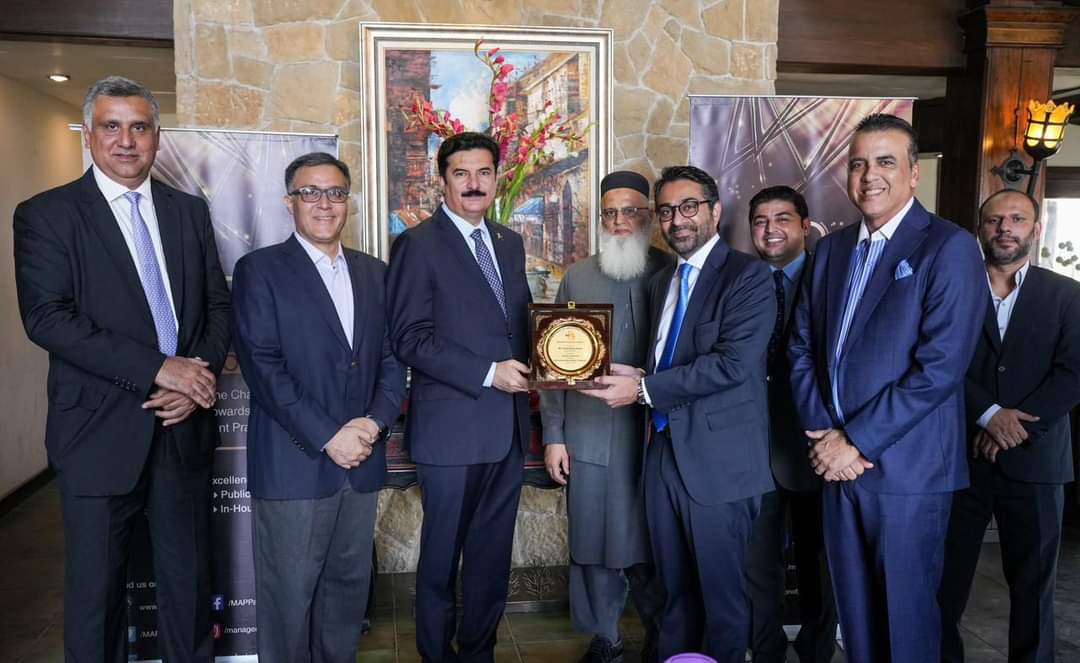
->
xmin=386 ymin=132 xmax=532 ymax=663
xmin=231 ymin=152 xmax=406 ymax=663
xmin=587 ymin=165 xmax=776 ymax=663
xmin=789 ymin=114 xmax=985 ymax=663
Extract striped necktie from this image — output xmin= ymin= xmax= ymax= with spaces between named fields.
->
xmin=124 ymin=191 xmax=177 ymax=356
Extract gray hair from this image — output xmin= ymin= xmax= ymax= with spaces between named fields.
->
xmin=82 ymin=76 xmax=160 ymax=128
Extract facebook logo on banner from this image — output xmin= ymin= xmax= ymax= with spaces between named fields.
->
xmin=211 ymin=594 xmax=225 ymax=611
xmin=127 ymin=626 xmax=137 ymax=643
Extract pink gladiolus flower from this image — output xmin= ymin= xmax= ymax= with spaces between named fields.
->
xmin=494 ymin=55 xmax=505 ymax=64
xmin=499 ymin=63 xmax=514 ymax=77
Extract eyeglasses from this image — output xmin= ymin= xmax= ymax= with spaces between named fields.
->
xmin=656 ymin=198 xmax=714 ymax=222
xmin=600 ymin=206 xmax=650 ymax=222
xmin=288 ymin=185 xmax=350 ymax=204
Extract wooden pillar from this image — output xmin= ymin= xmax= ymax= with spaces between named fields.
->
xmin=938 ymin=2 xmax=1075 ymax=230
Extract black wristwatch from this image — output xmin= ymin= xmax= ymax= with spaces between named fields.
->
xmin=366 ymin=415 xmax=390 ymax=440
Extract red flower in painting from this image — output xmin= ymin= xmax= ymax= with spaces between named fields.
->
xmin=401 ymin=38 xmax=590 ymax=225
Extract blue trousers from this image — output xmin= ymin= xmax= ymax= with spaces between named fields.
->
xmin=823 ymin=480 xmax=952 ymax=663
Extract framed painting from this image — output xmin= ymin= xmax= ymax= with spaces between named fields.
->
xmin=359 ymin=22 xmax=612 ymax=303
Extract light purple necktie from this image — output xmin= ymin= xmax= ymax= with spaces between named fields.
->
xmin=124 ymin=191 xmax=177 ymax=356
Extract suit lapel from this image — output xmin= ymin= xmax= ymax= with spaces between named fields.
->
xmin=646 ymin=263 xmax=676 ymax=373
xmin=841 ymin=202 xmax=929 ymax=356
xmin=151 ymin=180 xmax=187 ymax=344
xmin=283 ymin=236 xmax=351 ymax=350
xmin=673 ymin=239 xmax=728 ymax=363
xmin=78 ymin=170 xmax=155 ymax=327
xmin=346 ymin=249 xmax=368 ymax=357
xmin=434 ymin=211 xmax=505 ymax=319
xmin=486 ymin=219 xmax=516 ymax=307
xmin=981 ymin=293 xmax=1001 ymax=351
xmin=825 ymin=225 xmax=858 ymax=367
xmin=1000 ymin=265 xmax=1041 ymax=355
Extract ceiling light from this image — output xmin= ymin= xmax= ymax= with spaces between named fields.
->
xmin=48 ymin=74 xmax=70 ymax=83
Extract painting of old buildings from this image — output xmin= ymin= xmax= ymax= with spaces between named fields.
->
xmin=365 ymin=25 xmax=608 ymax=303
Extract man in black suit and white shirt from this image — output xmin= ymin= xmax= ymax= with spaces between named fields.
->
xmin=939 ymin=189 xmax=1080 ymax=663
xmin=14 ymin=76 xmax=230 ymax=662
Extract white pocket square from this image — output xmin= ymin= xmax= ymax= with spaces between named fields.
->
xmin=895 ymin=260 xmax=913 ymax=280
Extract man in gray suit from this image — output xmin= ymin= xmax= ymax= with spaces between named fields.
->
xmin=744 ymin=186 xmax=837 ymax=663
xmin=541 ymin=171 xmax=669 ymax=663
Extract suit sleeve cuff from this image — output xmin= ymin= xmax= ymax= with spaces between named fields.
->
xmin=977 ymin=404 xmax=1002 ymax=429
xmin=483 ymin=362 xmax=497 ymax=388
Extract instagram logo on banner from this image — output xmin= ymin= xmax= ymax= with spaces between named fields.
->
xmin=211 ymin=623 xmax=224 ymax=640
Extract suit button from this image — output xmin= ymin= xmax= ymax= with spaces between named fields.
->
xmin=350 ymin=361 xmax=357 ymax=368
xmin=765 ymin=375 xmax=772 ymax=382
xmin=507 ymin=332 xmax=513 ymax=339
xmin=998 ymin=366 xmax=1006 ymax=373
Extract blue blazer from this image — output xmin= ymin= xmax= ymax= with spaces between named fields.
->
xmin=386 ymin=208 xmax=531 ymax=465
xmin=788 ymin=199 xmax=986 ymax=494
xmin=231 ymin=236 xmax=406 ymax=500
xmin=644 ymin=238 xmax=777 ymax=506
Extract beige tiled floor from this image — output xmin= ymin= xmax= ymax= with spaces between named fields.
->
xmin=2 ymin=481 xmax=1080 ymax=662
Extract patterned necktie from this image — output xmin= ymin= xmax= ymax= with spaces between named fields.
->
xmin=831 ymin=237 xmax=886 ymax=422
xmin=471 ymin=228 xmax=507 ymax=319
xmin=124 ymin=191 xmax=177 ymax=356
xmin=767 ymin=269 xmax=786 ymax=363
xmin=652 ymin=262 xmax=693 ymax=432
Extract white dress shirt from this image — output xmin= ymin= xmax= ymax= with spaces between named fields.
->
xmin=293 ymin=232 xmax=355 ymax=349
xmin=92 ymin=163 xmax=178 ymax=328
xmin=642 ymin=232 xmax=722 ymax=404
xmin=856 ymin=196 xmax=914 ymax=245
xmin=442 ymin=203 xmax=502 ymax=387
xmin=976 ymin=261 xmax=1031 ymax=428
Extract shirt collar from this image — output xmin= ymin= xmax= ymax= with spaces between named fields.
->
xmin=293 ymin=231 xmax=344 ymax=267
xmin=91 ymin=162 xmax=152 ymax=204
xmin=986 ymin=260 xmax=1031 ymax=300
xmin=857 ymin=196 xmax=914 ymax=243
xmin=769 ymin=251 xmax=807 ymax=283
xmin=442 ymin=202 xmax=488 ymax=242
xmin=677 ymin=232 xmax=721 ymax=273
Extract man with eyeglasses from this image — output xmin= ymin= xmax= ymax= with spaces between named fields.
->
xmin=540 ymin=170 xmax=669 ymax=663
xmin=231 ymin=151 xmax=406 ymax=662
xmin=585 ymin=165 xmax=776 ymax=663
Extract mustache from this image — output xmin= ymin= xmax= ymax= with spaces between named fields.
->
xmin=462 ymin=190 xmax=488 ymax=197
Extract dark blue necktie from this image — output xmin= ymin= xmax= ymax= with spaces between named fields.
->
xmin=471 ymin=228 xmax=507 ymax=319
xmin=652 ymin=262 xmax=693 ymax=431
xmin=767 ymin=269 xmax=786 ymax=363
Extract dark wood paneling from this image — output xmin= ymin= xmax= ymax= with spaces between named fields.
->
xmin=778 ymin=0 xmax=967 ymax=74
xmin=0 ymin=0 xmax=172 ymax=44
xmin=914 ymin=97 xmax=948 ymax=154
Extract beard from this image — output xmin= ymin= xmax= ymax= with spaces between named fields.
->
xmin=982 ymin=233 xmax=1033 ymax=266
xmin=598 ymin=226 xmax=652 ymax=281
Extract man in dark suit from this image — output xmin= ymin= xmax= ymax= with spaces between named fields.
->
xmin=745 ymin=186 xmax=837 ymax=663
xmin=939 ymin=189 xmax=1080 ymax=663
xmin=587 ymin=165 xmax=776 ymax=663
xmin=541 ymin=170 xmax=668 ymax=663
xmin=788 ymin=113 xmax=986 ymax=663
xmin=13 ymin=76 xmax=230 ymax=662
xmin=386 ymin=132 xmax=532 ymax=663
xmin=231 ymin=152 xmax=406 ymax=663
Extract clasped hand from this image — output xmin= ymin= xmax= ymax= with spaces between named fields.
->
xmin=806 ymin=428 xmax=874 ymax=482
xmin=324 ymin=417 xmax=381 ymax=469
xmin=145 ymin=356 xmax=218 ymax=426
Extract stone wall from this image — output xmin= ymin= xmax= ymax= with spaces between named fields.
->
xmin=174 ymin=0 xmax=779 ymax=572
